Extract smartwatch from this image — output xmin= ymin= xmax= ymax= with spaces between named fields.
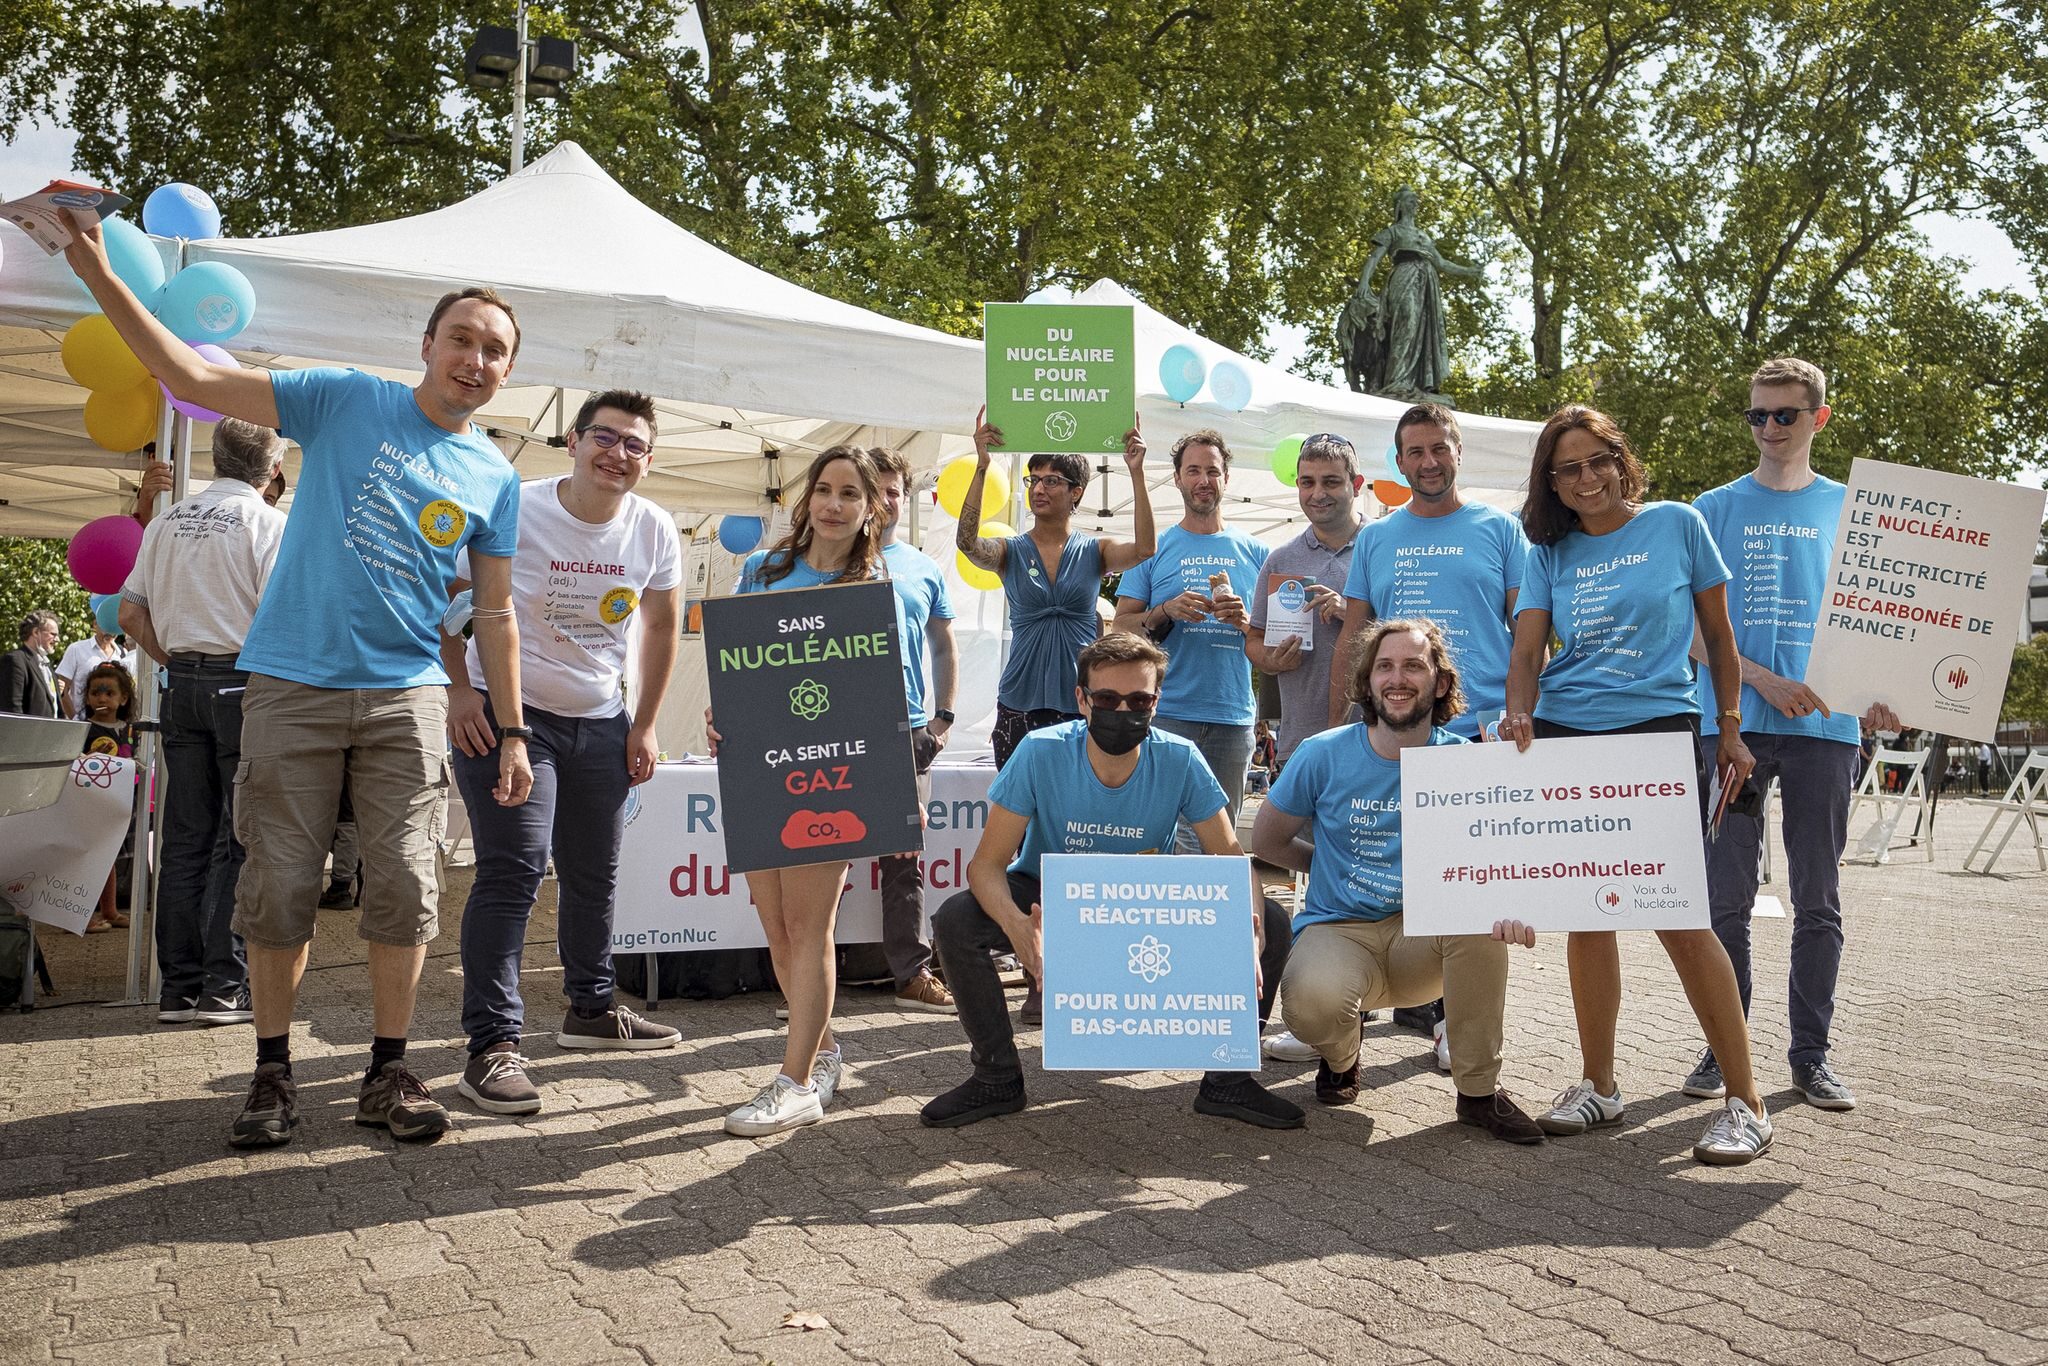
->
xmin=933 ymin=709 xmax=956 ymax=725
xmin=499 ymin=725 xmax=534 ymax=740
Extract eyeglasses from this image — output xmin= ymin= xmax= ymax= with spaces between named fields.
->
xmin=1023 ymin=474 xmax=1076 ymax=490
xmin=1549 ymin=451 xmax=1621 ymax=484
xmin=1742 ymin=406 xmax=1820 ymax=428
xmin=1085 ymin=688 xmax=1158 ymax=713
xmin=583 ymin=424 xmax=653 ymax=457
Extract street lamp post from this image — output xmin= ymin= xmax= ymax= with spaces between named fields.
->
xmin=463 ymin=1 xmax=576 ymax=175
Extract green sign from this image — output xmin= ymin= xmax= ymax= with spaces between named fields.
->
xmin=983 ymin=303 xmax=1136 ymax=455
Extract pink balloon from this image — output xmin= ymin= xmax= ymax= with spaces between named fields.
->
xmin=159 ymin=342 xmax=238 ymax=423
xmin=67 ymin=514 xmax=146 ymax=594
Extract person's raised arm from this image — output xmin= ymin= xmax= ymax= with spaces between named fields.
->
xmin=966 ymin=803 xmax=1039 ymax=977
xmin=955 ymin=406 xmax=1010 ymax=573
xmin=628 ymin=587 xmax=680 ymax=786
xmin=1099 ymin=415 xmax=1157 ymax=572
xmin=1327 ymin=596 xmax=1373 ymax=727
xmin=1501 ymin=607 xmax=1550 ymax=751
xmin=466 ymin=554 xmax=532 ymax=806
xmin=61 ymin=210 xmax=280 ymax=428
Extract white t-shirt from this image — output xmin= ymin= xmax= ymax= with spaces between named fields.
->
xmin=55 ymin=637 xmax=124 ymax=716
xmin=121 ymin=478 xmax=287 ymax=658
xmin=461 ymin=477 xmax=682 ymax=719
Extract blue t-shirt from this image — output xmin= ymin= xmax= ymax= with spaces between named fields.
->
xmin=1118 ymin=526 xmax=1269 ymax=725
xmin=1518 ymin=502 xmax=1731 ymax=729
xmin=1267 ymin=724 xmax=1467 ymax=928
xmin=883 ymin=541 xmax=955 ymax=728
xmin=1691 ymin=474 xmax=1858 ymax=745
xmin=990 ymin=720 xmax=1227 ymax=883
xmin=239 ymin=368 xmax=519 ymax=688
xmin=1346 ymin=502 xmax=1527 ymax=737
xmin=998 ymin=533 xmax=1104 ymax=713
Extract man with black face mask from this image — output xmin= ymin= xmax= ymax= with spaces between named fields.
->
xmin=921 ymin=632 xmax=1300 ymax=1130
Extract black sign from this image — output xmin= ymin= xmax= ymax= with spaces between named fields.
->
xmin=701 ymin=579 xmax=923 ymax=873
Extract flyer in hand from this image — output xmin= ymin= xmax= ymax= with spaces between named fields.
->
xmin=1 ymin=181 xmax=132 ymax=255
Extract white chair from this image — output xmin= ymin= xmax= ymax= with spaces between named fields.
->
xmin=1843 ymin=746 xmax=1933 ymax=865
xmin=1960 ymin=751 xmax=2048 ymax=875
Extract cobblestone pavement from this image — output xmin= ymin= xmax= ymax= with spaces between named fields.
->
xmin=4 ymin=804 xmax=2045 ymax=1364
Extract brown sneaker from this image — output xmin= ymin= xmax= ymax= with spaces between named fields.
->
xmin=356 ymin=1061 xmax=450 ymax=1142
xmin=1315 ymin=1058 xmax=1360 ymax=1106
xmin=894 ymin=971 xmax=956 ymax=1014
xmin=228 ymin=1062 xmax=298 ymax=1148
xmin=1456 ymin=1088 xmax=1545 ymax=1145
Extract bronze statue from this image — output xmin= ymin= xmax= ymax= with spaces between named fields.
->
xmin=1339 ymin=187 xmax=1482 ymax=400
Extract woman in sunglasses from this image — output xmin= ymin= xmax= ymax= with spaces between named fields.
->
xmin=1499 ymin=404 xmax=1771 ymax=1166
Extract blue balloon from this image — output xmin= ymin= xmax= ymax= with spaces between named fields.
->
xmin=1208 ymin=359 xmax=1253 ymax=412
xmin=156 ymin=262 xmax=256 ymax=343
xmin=90 ymin=593 xmax=122 ymax=635
xmin=717 ymin=515 xmax=764 ymax=555
xmin=1158 ymin=344 xmax=1205 ymax=404
xmin=1384 ymin=441 xmax=1410 ymax=488
xmin=143 ymin=183 xmax=222 ymax=241
xmin=101 ymin=218 xmax=166 ymax=305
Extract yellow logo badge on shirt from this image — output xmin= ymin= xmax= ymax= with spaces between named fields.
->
xmin=419 ymin=500 xmax=467 ymax=548
xmin=599 ymin=586 xmax=639 ymax=624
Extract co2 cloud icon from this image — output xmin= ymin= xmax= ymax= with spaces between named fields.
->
xmin=781 ymin=809 xmax=868 ymax=850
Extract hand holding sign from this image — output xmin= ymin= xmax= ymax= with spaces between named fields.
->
xmin=1122 ymin=413 xmax=1146 ymax=472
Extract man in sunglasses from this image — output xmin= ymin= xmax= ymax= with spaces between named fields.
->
xmin=1682 ymin=357 xmax=1897 ymax=1114
xmin=920 ymin=632 xmax=1301 ymax=1130
xmin=441 ymin=390 xmax=685 ymax=1116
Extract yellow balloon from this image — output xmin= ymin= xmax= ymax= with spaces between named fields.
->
xmin=84 ymin=382 xmax=161 ymax=452
xmin=956 ymin=548 xmax=1002 ymax=592
xmin=979 ymin=520 xmax=1015 ymax=541
xmin=936 ymin=456 xmax=1008 ymax=520
xmin=62 ymin=314 xmax=149 ymax=393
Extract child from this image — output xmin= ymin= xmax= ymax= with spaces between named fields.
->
xmin=79 ymin=661 xmax=136 ymax=933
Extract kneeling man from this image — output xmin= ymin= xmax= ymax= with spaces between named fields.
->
xmin=922 ymin=631 xmax=1300 ymax=1130
xmin=1252 ymin=618 xmax=1543 ymax=1143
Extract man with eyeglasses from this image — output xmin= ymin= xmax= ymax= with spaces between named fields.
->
xmin=919 ymin=631 xmax=1301 ymax=1130
xmin=440 ymin=389 xmax=685 ymax=1116
xmin=1681 ymin=357 xmax=1897 ymax=1114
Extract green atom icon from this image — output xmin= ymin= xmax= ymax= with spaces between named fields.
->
xmin=789 ymin=677 xmax=831 ymax=721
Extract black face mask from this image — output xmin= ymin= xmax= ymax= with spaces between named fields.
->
xmin=1088 ymin=708 xmax=1152 ymax=756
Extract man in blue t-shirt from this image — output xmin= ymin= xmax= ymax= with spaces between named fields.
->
xmin=1252 ymin=618 xmax=1543 ymax=1144
xmin=66 ymin=214 xmax=531 ymax=1151
xmin=872 ymin=447 xmax=960 ymax=1014
xmin=919 ymin=633 xmax=1300 ymax=1130
xmin=1683 ymin=357 xmax=1901 ymax=1114
xmin=1113 ymin=430 xmax=1270 ymax=853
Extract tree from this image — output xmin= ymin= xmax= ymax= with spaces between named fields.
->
xmin=2004 ymin=632 xmax=2048 ymax=727
xmin=0 ymin=537 xmax=92 ymax=653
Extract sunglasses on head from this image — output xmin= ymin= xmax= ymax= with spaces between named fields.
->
xmin=1742 ymin=406 xmax=1820 ymax=428
xmin=1304 ymin=433 xmax=1355 ymax=449
xmin=583 ymin=424 xmax=652 ymax=457
xmin=1084 ymin=688 xmax=1158 ymax=713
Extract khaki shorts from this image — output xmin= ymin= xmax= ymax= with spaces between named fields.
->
xmin=232 ymin=674 xmax=450 ymax=949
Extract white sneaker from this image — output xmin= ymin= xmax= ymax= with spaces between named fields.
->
xmin=1692 ymin=1097 xmax=1773 ymax=1166
xmin=774 ymin=1003 xmax=790 ymax=1021
xmin=1537 ymin=1079 xmax=1626 ymax=1136
xmin=723 ymin=1075 xmax=824 ymax=1136
xmin=1431 ymin=1020 xmax=1451 ymax=1073
xmin=811 ymin=1050 xmax=845 ymax=1107
xmin=1261 ymin=1030 xmax=1320 ymax=1062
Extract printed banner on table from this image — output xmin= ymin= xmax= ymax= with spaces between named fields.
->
xmin=1804 ymin=459 xmax=2047 ymax=743
xmin=1041 ymin=853 xmax=1262 ymax=1072
xmin=702 ymin=580 xmax=921 ymax=872
xmin=1401 ymin=733 xmax=1708 ymax=933
xmin=983 ymin=303 xmax=1136 ymax=455
xmin=0 ymin=756 xmax=136 ymax=936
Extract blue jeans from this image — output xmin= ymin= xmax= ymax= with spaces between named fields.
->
xmin=1706 ymin=732 xmax=1859 ymax=1067
xmin=154 ymin=658 xmax=250 ymax=1001
xmin=451 ymin=697 xmax=629 ymax=1053
xmin=1154 ymin=718 xmax=1254 ymax=854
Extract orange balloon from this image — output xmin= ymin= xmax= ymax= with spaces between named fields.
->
xmin=1372 ymin=479 xmax=1412 ymax=507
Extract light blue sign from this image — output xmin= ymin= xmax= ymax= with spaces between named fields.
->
xmin=1040 ymin=853 xmax=1262 ymax=1072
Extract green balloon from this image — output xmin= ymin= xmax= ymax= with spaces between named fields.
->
xmin=1269 ymin=433 xmax=1308 ymax=484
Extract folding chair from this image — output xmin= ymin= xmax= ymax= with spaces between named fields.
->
xmin=1960 ymin=751 xmax=2048 ymax=875
xmin=1843 ymin=746 xmax=1933 ymax=865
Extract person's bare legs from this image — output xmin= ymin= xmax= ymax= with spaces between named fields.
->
xmin=1565 ymin=930 xmax=1622 ymax=1092
xmin=1658 ymin=928 xmax=1763 ymax=1110
xmin=367 ymin=942 xmax=429 ymax=1038
xmin=746 ymin=865 xmax=846 ymax=1081
xmin=249 ymin=943 xmax=311 ymax=1037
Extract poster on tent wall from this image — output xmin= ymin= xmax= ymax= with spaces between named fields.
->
xmin=0 ymin=756 xmax=136 ymax=936
xmin=1804 ymin=459 xmax=2047 ymax=744
xmin=983 ymin=303 xmax=1136 ymax=455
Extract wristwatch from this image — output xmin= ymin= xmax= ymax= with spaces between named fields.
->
xmin=499 ymin=725 xmax=534 ymax=739
xmin=1716 ymin=710 xmax=1742 ymax=725
xmin=933 ymin=709 xmax=956 ymax=725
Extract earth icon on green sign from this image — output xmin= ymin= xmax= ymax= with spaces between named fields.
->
xmin=1043 ymin=410 xmax=1079 ymax=443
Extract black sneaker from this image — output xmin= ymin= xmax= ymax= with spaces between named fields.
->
xmin=194 ymin=988 xmax=253 ymax=1026
xmin=317 ymin=877 xmax=359 ymax=909
xmin=1681 ymin=1046 xmax=1726 ymax=1099
xmin=556 ymin=1004 xmax=680 ymax=1051
xmin=158 ymin=994 xmax=198 ymax=1025
xmin=920 ymin=1076 xmax=1027 ymax=1128
xmin=458 ymin=1042 xmax=542 ymax=1115
xmin=1017 ymin=986 xmax=1043 ymax=1026
xmin=227 ymin=1062 xmax=298 ymax=1148
xmin=1455 ymin=1088 xmax=1545 ymax=1145
xmin=356 ymin=1061 xmax=450 ymax=1142
xmin=1391 ymin=1002 xmax=1443 ymax=1035
xmin=1315 ymin=1058 xmax=1360 ymax=1105
xmin=1194 ymin=1075 xmax=1307 ymax=1130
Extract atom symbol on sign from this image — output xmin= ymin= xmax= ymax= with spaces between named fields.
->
xmin=789 ymin=677 xmax=831 ymax=721
xmin=1127 ymin=934 xmax=1172 ymax=983
xmin=71 ymin=755 xmax=118 ymax=789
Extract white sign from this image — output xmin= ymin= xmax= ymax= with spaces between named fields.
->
xmin=1400 ymin=733 xmax=1708 ymax=933
xmin=1805 ymin=459 xmax=2047 ymax=743
xmin=0 ymin=756 xmax=136 ymax=935
xmin=607 ymin=758 xmax=993 ymax=953
xmin=1261 ymin=570 xmax=1316 ymax=650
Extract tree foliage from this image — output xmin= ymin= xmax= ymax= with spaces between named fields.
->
xmin=0 ymin=537 xmax=92 ymax=649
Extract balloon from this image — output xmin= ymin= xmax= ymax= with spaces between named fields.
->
xmin=142 ymin=183 xmax=222 ymax=240
xmin=159 ymin=342 xmax=236 ymax=422
xmin=156 ymin=261 xmax=256 ymax=343
xmin=91 ymin=594 xmax=124 ymax=635
xmin=1159 ymin=344 xmax=1205 ymax=403
xmin=1208 ymin=359 xmax=1252 ymax=412
xmin=956 ymin=548 xmax=1001 ymax=592
xmin=1372 ymin=479 xmax=1412 ymax=508
xmin=101 ymin=218 xmax=166 ymax=305
xmin=936 ymin=456 xmax=1009 ymax=519
xmin=84 ymin=382 xmax=161 ymax=452
xmin=62 ymin=315 xmax=149 ymax=392
xmin=67 ymin=515 xmax=146 ymax=593
xmin=980 ymin=519 xmax=1015 ymax=541
xmin=716 ymin=515 xmax=763 ymax=554
xmin=1269 ymin=433 xmax=1308 ymax=484
xmin=1383 ymin=441 xmax=1410 ymax=488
